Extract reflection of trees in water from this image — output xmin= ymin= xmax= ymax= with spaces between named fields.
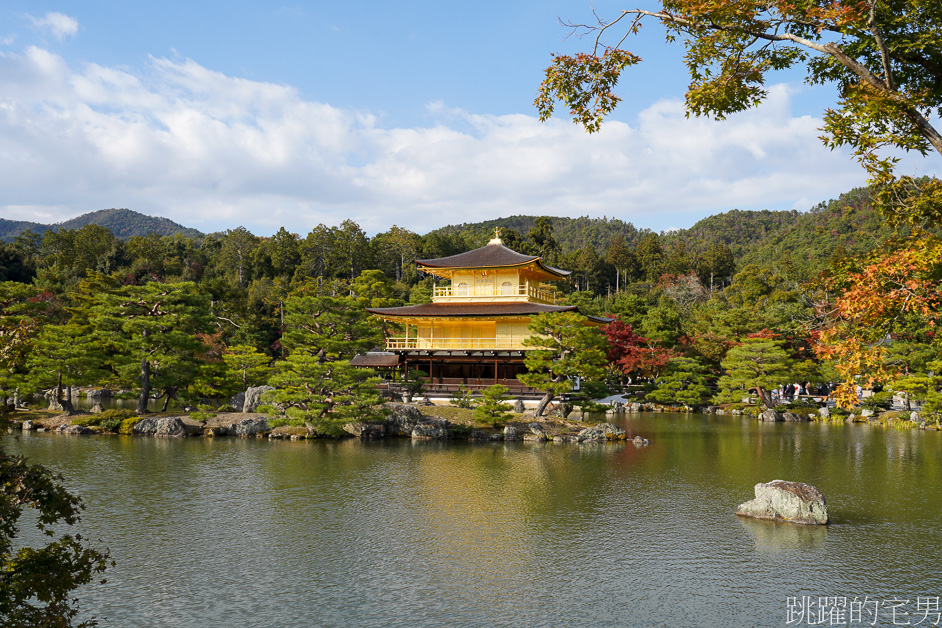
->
xmin=404 ymin=442 xmax=628 ymax=595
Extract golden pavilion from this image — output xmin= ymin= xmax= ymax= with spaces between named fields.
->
xmin=362 ymin=231 xmax=607 ymax=397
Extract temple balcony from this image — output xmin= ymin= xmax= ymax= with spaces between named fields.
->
xmin=384 ymin=336 xmax=533 ymax=351
xmin=432 ymin=283 xmax=556 ymax=304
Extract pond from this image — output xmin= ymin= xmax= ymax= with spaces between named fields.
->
xmin=7 ymin=413 xmax=942 ymax=627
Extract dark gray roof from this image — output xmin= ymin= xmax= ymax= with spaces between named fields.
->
xmin=415 ymin=242 xmax=571 ymax=277
xmin=350 ymin=352 xmax=401 ymax=367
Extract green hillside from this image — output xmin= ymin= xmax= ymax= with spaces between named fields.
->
xmin=428 ymin=185 xmax=924 ymax=282
xmin=430 ymin=214 xmax=646 ymax=251
xmin=0 ymin=208 xmax=202 ymax=242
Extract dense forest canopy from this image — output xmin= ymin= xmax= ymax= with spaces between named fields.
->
xmin=0 ymin=180 xmax=940 ymax=419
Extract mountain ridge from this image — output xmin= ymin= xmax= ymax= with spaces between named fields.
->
xmin=0 ymin=208 xmax=203 ymax=242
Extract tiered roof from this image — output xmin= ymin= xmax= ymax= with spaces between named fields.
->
xmin=415 ymin=240 xmax=570 ymax=280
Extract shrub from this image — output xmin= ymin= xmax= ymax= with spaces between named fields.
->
xmin=189 ymin=405 xmax=213 ymax=422
xmin=268 ymin=416 xmax=307 ymax=428
xmin=473 ymin=385 xmax=512 ymax=426
xmin=450 ymin=386 xmax=474 ymax=409
xmin=119 ymin=417 xmax=142 ymax=434
xmin=71 ymin=409 xmax=135 ymax=432
xmin=862 ymin=391 xmax=894 ymax=412
xmin=216 ymin=404 xmax=237 ymax=413
xmin=98 ymin=417 xmax=124 ymax=432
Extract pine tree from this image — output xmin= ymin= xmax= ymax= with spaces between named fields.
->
xmin=646 ymin=357 xmax=713 ymax=407
xmin=520 ymin=312 xmax=608 ymax=417
xmin=716 ymin=337 xmax=792 ymax=409
xmin=263 ymin=295 xmax=384 ymax=435
xmin=89 ymin=282 xmax=213 ymax=414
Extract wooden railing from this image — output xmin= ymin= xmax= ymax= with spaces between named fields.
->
xmin=433 ymin=284 xmax=556 ymax=303
xmin=385 ymin=336 xmax=530 ymax=351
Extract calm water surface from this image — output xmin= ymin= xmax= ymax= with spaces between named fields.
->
xmin=8 ymin=413 xmax=942 ymax=627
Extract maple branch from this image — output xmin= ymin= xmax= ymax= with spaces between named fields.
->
xmin=603 ymin=8 xmax=942 ymax=158
xmin=866 ymin=0 xmax=895 ymax=91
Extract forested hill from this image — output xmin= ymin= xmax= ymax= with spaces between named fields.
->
xmin=430 ymin=185 xmax=917 ymax=279
xmin=0 ymin=208 xmax=203 ymax=242
xmin=430 ymin=215 xmax=646 ymax=251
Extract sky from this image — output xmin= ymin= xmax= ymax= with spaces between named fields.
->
xmin=0 ymin=2 xmax=938 ymax=237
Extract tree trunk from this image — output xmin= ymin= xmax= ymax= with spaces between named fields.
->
xmin=756 ymin=386 xmax=775 ymax=410
xmin=55 ymin=371 xmax=76 ymax=415
xmin=138 ymin=358 xmax=151 ymax=415
xmin=534 ymin=391 xmax=554 ymax=417
xmin=161 ymin=388 xmax=176 ymax=412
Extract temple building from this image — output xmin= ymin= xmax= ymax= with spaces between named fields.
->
xmin=361 ymin=231 xmax=608 ymax=397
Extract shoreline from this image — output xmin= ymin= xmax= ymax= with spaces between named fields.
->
xmin=7 ymin=403 xmax=651 ymax=445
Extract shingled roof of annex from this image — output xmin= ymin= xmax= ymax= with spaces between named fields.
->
xmin=414 ymin=241 xmax=571 ymax=278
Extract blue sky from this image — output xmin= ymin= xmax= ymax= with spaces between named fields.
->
xmin=1 ymin=2 xmax=934 ymax=236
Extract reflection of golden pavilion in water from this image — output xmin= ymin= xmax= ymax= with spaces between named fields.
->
xmin=362 ymin=231 xmax=607 ymax=397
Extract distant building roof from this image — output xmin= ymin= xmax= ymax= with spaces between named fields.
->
xmin=415 ymin=241 xmax=571 ymax=277
xmin=350 ymin=352 xmax=400 ymax=368
xmin=366 ymin=302 xmax=579 ymax=318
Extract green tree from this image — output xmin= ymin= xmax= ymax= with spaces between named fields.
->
xmin=891 ymin=358 xmax=942 ymax=421
xmin=0 ymin=283 xmax=58 ymax=395
xmin=268 ymin=227 xmax=301 ymax=279
xmin=646 ymin=356 xmax=713 ymax=407
xmin=264 ymin=295 xmax=384 ymax=435
xmin=0 ymin=439 xmax=112 ymax=626
xmin=525 ymin=217 xmax=561 ymax=264
xmin=715 ymin=337 xmax=792 ymax=409
xmin=519 ymin=312 xmax=609 ymax=416
xmin=222 ymin=344 xmax=272 ymax=391
xmin=373 ymin=226 xmax=420 ymax=283
xmin=89 ymin=282 xmax=213 ymax=414
xmin=697 ymin=243 xmax=736 ymax=292
xmin=474 ymin=384 xmax=513 ymax=425
xmin=219 ymin=227 xmax=258 ymax=288
xmin=25 ymin=322 xmax=106 ymax=414
xmin=640 ymin=297 xmax=684 ymax=347
xmin=606 ymin=235 xmax=641 ymax=291
xmin=349 ymin=269 xmax=400 ymax=309
xmin=636 ymin=233 xmax=664 ymax=282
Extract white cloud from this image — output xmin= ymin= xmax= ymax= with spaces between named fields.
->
xmin=26 ymin=12 xmax=79 ymax=41
xmin=0 ymin=47 xmax=917 ymax=238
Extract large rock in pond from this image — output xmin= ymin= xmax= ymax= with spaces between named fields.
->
xmin=758 ymin=409 xmax=784 ymax=422
xmin=234 ymin=417 xmax=270 ymax=437
xmin=411 ymin=419 xmax=450 ymax=440
xmin=577 ymin=427 xmax=607 ymax=442
xmin=528 ymin=422 xmax=548 ymax=441
xmin=503 ymin=426 xmax=519 ymax=441
xmin=243 ymin=385 xmax=274 ymax=413
xmin=597 ymin=422 xmax=627 ymax=440
xmin=343 ymin=422 xmax=386 ymax=439
xmin=59 ymin=424 xmax=94 ymax=435
xmin=782 ymin=411 xmax=809 ymax=422
xmin=383 ymin=403 xmax=423 ymax=436
xmin=134 ymin=417 xmax=188 ymax=438
xmin=736 ymin=480 xmax=829 ymax=525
